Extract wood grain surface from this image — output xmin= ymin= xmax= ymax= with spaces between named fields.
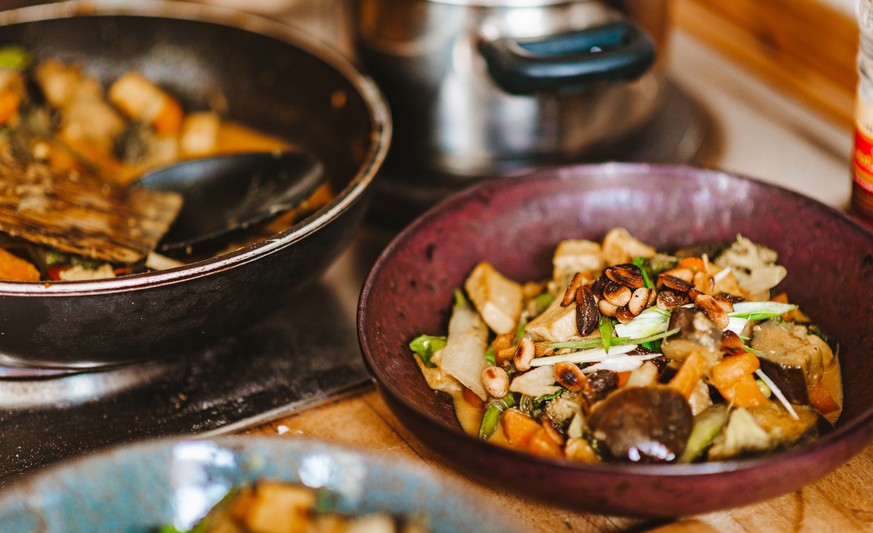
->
xmin=672 ymin=0 xmax=857 ymax=129
xmin=243 ymin=386 xmax=873 ymax=532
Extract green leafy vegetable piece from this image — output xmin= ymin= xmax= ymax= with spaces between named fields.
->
xmin=409 ymin=334 xmax=447 ymax=368
xmin=599 ymin=315 xmax=615 ymax=352
xmin=728 ymin=301 xmax=797 ymax=320
xmin=484 ymin=345 xmax=496 ymax=365
xmin=632 ymin=256 xmax=655 ymax=289
xmin=679 ymin=406 xmax=728 ymax=463
xmin=0 ymin=45 xmax=32 ymax=70
xmin=478 ymin=393 xmax=517 ymax=440
xmin=514 ymin=312 xmax=529 ymax=342
xmin=533 ymin=292 xmax=555 ymax=312
xmin=613 ymin=306 xmax=670 ymax=339
xmin=546 ymin=328 xmax=679 ymax=352
xmin=453 ymin=288 xmax=466 ymax=308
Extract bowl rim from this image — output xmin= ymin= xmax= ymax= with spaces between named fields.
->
xmin=0 ymin=435 xmax=521 ymax=532
xmin=358 ymin=161 xmax=873 ymax=478
xmin=0 ymin=0 xmax=392 ymax=296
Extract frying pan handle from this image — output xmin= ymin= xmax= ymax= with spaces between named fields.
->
xmin=480 ymin=20 xmax=656 ymax=95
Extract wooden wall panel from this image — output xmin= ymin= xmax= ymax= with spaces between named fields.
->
xmin=672 ymin=0 xmax=857 ymax=128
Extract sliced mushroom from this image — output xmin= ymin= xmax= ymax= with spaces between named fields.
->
xmin=660 ymin=307 xmax=723 ymax=364
xmin=588 ymin=386 xmax=693 ymax=463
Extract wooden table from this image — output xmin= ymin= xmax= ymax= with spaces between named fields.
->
xmin=242 ymin=386 xmax=873 ymax=532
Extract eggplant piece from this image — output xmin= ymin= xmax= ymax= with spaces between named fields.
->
xmin=708 ymin=402 xmax=825 ymax=460
xmin=584 ymin=369 xmax=619 ymax=404
xmin=588 ymin=386 xmax=693 ymax=463
xmin=660 ymin=307 xmax=722 ymax=364
xmin=750 ymin=319 xmax=825 ymax=405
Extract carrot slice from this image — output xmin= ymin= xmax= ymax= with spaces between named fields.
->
xmin=153 ymin=96 xmax=183 ymax=135
xmin=668 ymin=351 xmax=707 ymax=399
xmin=527 ymin=428 xmax=564 ymax=459
xmin=501 ymin=408 xmax=542 ymax=448
xmin=710 ymin=352 xmax=768 ymax=407
xmin=711 ymin=352 xmax=760 ymax=384
xmin=678 ymin=256 xmax=705 ymax=272
xmin=0 ymin=248 xmax=40 ymax=282
xmin=808 ymin=380 xmax=840 ymax=415
xmin=0 ymin=91 xmax=21 ymax=125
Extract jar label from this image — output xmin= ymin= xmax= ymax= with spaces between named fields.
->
xmin=853 ymin=93 xmax=873 ymax=219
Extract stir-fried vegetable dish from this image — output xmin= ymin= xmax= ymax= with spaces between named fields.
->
xmin=0 ymin=45 xmax=331 ymax=282
xmin=411 ymin=228 xmax=842 ymax=463
xmin=156 ymin=480 xmax=429 ymax=533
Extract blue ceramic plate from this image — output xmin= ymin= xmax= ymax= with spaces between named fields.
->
xmin=0 ymin=436 xmax=519 ymax=533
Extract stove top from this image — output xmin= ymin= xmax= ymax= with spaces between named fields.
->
xmin=0 ymin=229 xmax=391 ymax=489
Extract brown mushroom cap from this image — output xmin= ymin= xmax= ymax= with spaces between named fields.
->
xmin=588 ymin=386 xmax=694 ymax=463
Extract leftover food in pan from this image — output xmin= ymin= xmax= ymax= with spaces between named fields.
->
xmin=0 ymin=45 xmax=330 ymax=282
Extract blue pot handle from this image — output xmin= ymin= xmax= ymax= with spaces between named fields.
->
xmin=480 ymin=20 xmax=656 ymax=94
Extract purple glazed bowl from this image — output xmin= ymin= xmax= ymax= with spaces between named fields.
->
xmin=357 ymin=163 xmax=873 ymax=517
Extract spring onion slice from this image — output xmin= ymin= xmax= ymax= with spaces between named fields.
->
xmin=755 ymin=369 xmax=799 ymax=420
xmin=725 ymin=301 xmax=797 ymax=335
xmin=530 ymin=343 xmax=637 ymax=367
xmin=729 ymin=301 xmax=797 ymax=320
xmin=599 ymin=315 xmax=615 ymax=351
xmin=547 ymin=328 xmax=679 ymax=352
xmin=632 ymin=256 xmax=655 ymax=289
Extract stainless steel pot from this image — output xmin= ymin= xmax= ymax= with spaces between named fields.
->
xmin=354 ymin=0 xmax=669 ymax=181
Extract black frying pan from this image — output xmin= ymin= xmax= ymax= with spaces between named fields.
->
xmin=0 ymin=1 xmax=391 ymax=367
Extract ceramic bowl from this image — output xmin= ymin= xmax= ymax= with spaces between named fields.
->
xmin=0 ymin=1 xmax=390 ymax=367
xmin=0 ymin=436 xmax=520 ymax=533
xmin=357 ymin=163 xmax=873 ymax=517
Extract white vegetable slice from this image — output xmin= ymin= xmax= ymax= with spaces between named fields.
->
xmin=464 ymin=261 xmax=523 ymax=335
xmin=581 ymin=352 xmax=662 ymax=373
xmin=530 ymin=343 xmax=637 ymax=367
xmin=509 ymin=365 xmax=561 ymax=397
xmin=525 ymin=296 xmax=577 ymax=342
xmin=440 ymin=296 xmax=490 ymax=401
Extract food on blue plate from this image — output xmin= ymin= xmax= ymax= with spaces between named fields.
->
xmin=410 ymin=228 xmax=842 ymax=463
xmin=0 ymin=45 xmax=331 ymax=281
xmin=156 ymin=480 xmax=429 ymax=533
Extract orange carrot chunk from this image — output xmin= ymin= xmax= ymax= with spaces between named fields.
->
xmin=501 ymin=408 xmax=542 ymax=448
xmin=0 ymin=249 xmax=40 ymax=282
xmin=678 ymin=256 xmax=705 ymax=272
xmin=527 ymin=427 xmax=564 ymax=459
xmin=668 ymin=351 xmax=707 ymax=399
xmin=710 ymin=352 xmax=768 ymax=408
